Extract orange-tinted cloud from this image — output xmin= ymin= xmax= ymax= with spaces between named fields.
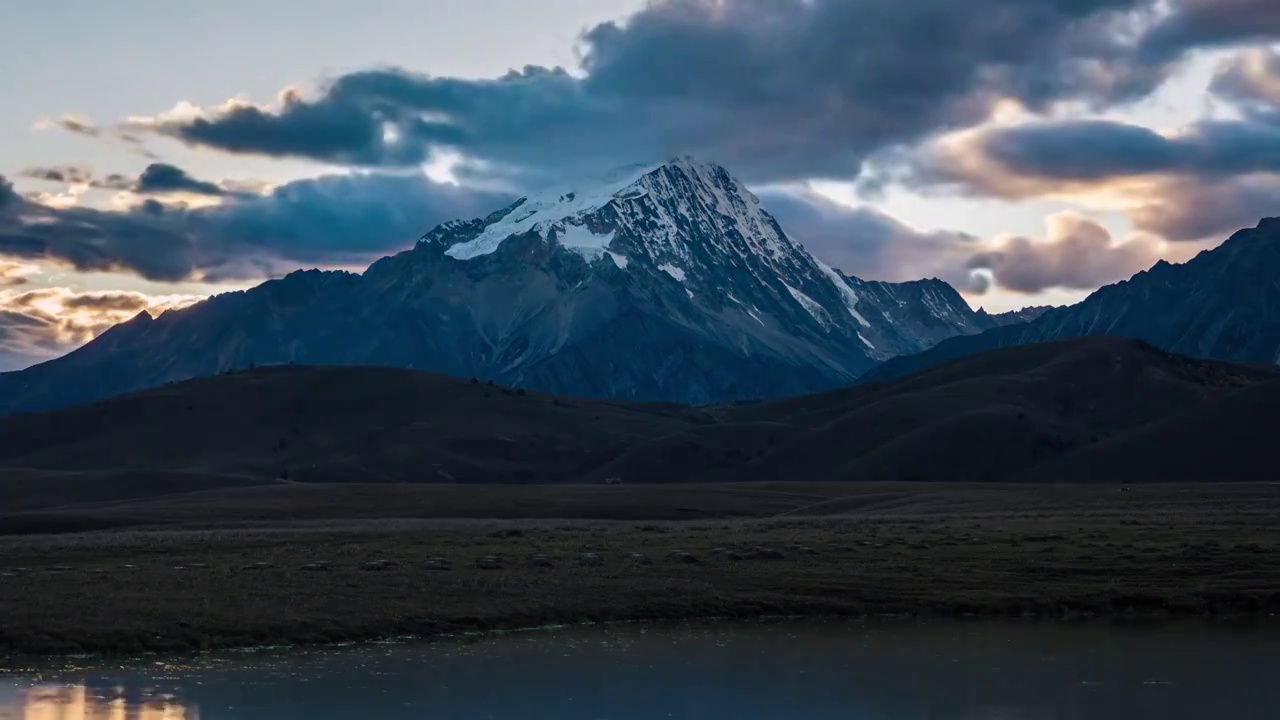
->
xmin=0 ymin=287 xmax=203 ymax=370
xmin=966 ymin=212 xmax=1174 ymax=294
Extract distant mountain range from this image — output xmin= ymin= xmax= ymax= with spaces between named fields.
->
xmin=0 ymin=157 xmax=1019 ymax=413
xmin=977 ymin=305 xmax=1054 ymax=328
xmin=2 ymin=337 xmax=1273 ymax=485
xmin=8 ymin=156 xmax=1268 ymax=416
xmin=865 ymin=218 xmax=1280 ymax=384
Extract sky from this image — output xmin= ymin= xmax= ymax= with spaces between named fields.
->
xmin=2 ymin=0 xmax=1280 ymax=370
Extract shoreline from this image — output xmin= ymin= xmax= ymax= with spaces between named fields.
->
xmin=6 ymin=605 xmax=1280 ymax=664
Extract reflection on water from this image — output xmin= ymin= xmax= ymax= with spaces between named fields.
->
xmin=1 ymin=620 xmax=1277 ymax=719
xmin=3 ymin=683 xmax=193 ymax=720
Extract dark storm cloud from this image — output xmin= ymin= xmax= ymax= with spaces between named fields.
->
xmin=0 ymin=170 xmax=515 ymax=282
xmin=19 ymin=0 xmax=1280 ymax=306
xmin=908 ymin=118 xmax=1280 ymax=199
xmin=973 ymin=122 xmax=1183 ymax=181
xmin=0 ymin=177 xmax=17 ymax=208
xmin=128 ymin=0 xmax=1268 ymax=183
xmin=137 ymin=67 xmax=617 ymax=175
xmin=162 ymin=87 xmax=455 ymax=166
xmin=1138 ymin=0 xmax=1280 ymax=62
xmin=870 ymin=41 xmax=1280 ymax=243
xmin=134 ymin=163 xmax=228 ymax=196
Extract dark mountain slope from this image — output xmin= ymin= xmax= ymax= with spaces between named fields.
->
xmin=866 ymin=218 xmax=1280 ymax=384
xmin=640 ymin=337 xmax=1274 ymax=484
xmin=1030 ymin=378 xmax=1280 ymax=483
xmin=2 ymin=338 xmax=1274 ymax=486
xmin=0 ymin=365 xmax=711 ymax=484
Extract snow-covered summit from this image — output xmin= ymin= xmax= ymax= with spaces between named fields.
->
xmin=409 ymin=155 xmax=994 ymax=368
xmin=439 ymin=156 xmax=798 ymax=270
xmin=441 ymin=160 xmax=662 ymax=260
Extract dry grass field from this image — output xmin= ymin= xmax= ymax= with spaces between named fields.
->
xmin=3 ymin=482 xmax=1277 ymax=657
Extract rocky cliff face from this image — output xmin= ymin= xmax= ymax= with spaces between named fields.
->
xmin=0 ymin=158 xmax=997 ymax=413
xmin=865 ymin=218 xmax=1280 ymax=384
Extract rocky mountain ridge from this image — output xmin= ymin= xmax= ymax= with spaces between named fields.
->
xmin=0 ymin=157 xmax=1004 ymax=413
xmin=866 ymin=218 xmax=1280 ymax=384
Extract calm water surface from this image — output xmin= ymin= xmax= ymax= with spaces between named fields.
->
xmin=1 ymin=620 xmax=1276 ymax=719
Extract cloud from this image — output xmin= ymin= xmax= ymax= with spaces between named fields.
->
xmin=16 ymin=0 xmax=1280 ymax=309
xmin=966 ymin=212 xmax=1167 ymax=293
xmin=1128 ymin=174 xmax=1280 ymax=241
xmin=909 ymin=117 xmax=1280 ymax=199
xmin=955 ymin=121 xmax=1183 ymax=184
xmin=0 ymin=168 xmax=514 ymax=283
xmin=21 ymin=163 xmax=234 ymax=197
xmin=125 ymin=85 xmax=464 ymax=167
xmin=882 ymin=39 xmax=1280 ymax=208
xmin=43 ymin=115 xmax=101 ymax=138
xmin=1211 ymin=46 xmax=1280 ymax=122
xmin=38 ymin=114 xmax=148 ymax=147
xmin=17 ymin=165 xmax=95 ymax=185
xmin=133 ymin=163 xmax=228 ymax=196
xmin=761 ymin=191 xmax=989 ymax=292
xmin=0 ymin=287 xmax=203 ymax=371
xmin=1138 ymin=0 xmax=1280 ymax=62
xmin=0 ymin=177 xmax=17 ymax=208
xmin=0 ymin=261 xmax=38 ymax=287
xmin=117 ymin=0 xmax=1277 ymax=184
xmin=874 ymin=42 xmax=1280 ymax=243
xmin=764 ymin=192 xmax=1174 ymax=295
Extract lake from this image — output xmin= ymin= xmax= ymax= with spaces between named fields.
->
xmin=1 ymin=620 xmax=1276 ymax=719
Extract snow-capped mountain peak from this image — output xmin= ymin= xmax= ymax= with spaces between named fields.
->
xmin=438 ymin=157 xmax=796 ymax=272
xmin=441 ymin=161 xmax=662 ymax=261
xmin=408 ymin=157 xmax=999 ymax=373
xmin=412 ymin=155 xmax=997 ymax=368
xmin=619 ymin=156 xmax=796 ymax=267
xmin=0 ymin=157 xmax=1004 ymax=414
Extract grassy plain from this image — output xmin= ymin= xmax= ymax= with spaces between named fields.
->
xmin=2 ymin=482 xmax=1278 ymax=657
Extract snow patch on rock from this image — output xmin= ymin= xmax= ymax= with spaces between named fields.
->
xmin=659 ymin=263 xmax=687 ymax=282
xmin=543 ymin=223 xmax=621 ymax=266
xmin=815 ymin=260 xmax=871 ymax=328
xmin=785 ymin=282 xmax=832 ymax=329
